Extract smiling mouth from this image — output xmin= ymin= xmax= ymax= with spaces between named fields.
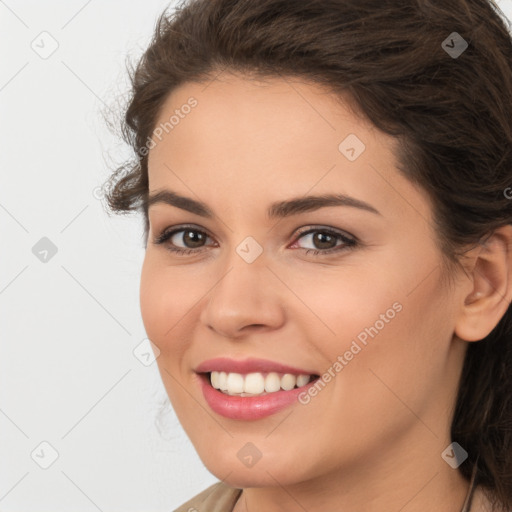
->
xmin=205 ymin=370 xmax=320 ymax=397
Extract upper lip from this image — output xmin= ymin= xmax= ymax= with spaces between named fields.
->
xmin=195 ymin=357 xmax=318 ymax=376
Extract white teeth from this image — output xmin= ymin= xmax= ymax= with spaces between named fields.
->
xmin=265 ymin=372 xmax=281 ymax=393
xmin=226 ymin=372 xmax=244 ymax=394
xmin=210 ymin=371 xmax=220 ymax=389
xmin=244 ymin=373 xmax=265 ymax=394
xmin=296 ymin=374 xmax=310 ymax=387
xmin=218 ymin=371 xmax=228 ymax=391
xmin=209 ymin=371 xmax=313 ymax=396
xmin=281 ymin=373 xmax=296 ymax=391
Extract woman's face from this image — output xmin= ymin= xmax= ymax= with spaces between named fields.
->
xmin=140 ymin=72 xmax=468 ymax=489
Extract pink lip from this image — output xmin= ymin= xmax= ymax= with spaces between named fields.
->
xmin=197 ymin=373 xmax=318 ymax=420
xmin=195 ymin=357 xmax=316 ymax=376
xmin=195 ymin=358 xmax=319 ymax=421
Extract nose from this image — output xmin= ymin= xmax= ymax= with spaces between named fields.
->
xmin=199 ymin=253 xmax=286 ymax=339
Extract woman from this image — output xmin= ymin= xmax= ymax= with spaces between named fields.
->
xmin=104 ymin=0 xmax=512 ymax=510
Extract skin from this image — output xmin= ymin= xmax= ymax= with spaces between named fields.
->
xmin=140 ymin=71 xmax=512 ymax=511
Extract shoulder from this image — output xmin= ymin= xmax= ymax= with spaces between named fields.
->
xmin=173 ymin=481 xmax=243 ymax=512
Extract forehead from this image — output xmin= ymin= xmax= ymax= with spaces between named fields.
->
xmin=147 ymin=72 xmax=430 ymax=223
xmin=149 ymin=72 xmax=377 ymax=166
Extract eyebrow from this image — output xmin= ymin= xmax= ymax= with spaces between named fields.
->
xmin=145 ymin=189 xmax=381 ymax=219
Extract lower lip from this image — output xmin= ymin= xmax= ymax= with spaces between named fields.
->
xmin=198 ymin=373 xmax=318 ymax=420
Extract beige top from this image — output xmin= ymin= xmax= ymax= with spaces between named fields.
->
xmin=174 ymin=482 xmax=242 ymax=512
xmin=173 ymin=478 xmax=497 ymax=512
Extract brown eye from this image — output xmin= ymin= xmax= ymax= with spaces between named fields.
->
xmin=310 ymin=232 xmax=338 ymax=250
xmin=153 ymin=226 xmax=215 ymax=255
xmin=293 ymin=228 xmax=357 ymax=254
xmin=173 ymin=229 xmax=207 ymax=249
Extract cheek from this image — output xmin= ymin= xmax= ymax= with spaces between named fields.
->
xmin=139 ymin=253 xmax=201 ymax=352
xmin=139 ymin=257 xmax=166 ymax=342
xmin=139 ymin=255 xmax=202 ymax=410
xmin=282 ymin=260 xmax=403 ymax=345
xmin=332 ymin=268 xmax=453 ymax=426
xmin=291 ymin=253 xmax=451 ymax=399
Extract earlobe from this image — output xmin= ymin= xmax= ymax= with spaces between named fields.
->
xmin=454 ymin=225 xmax=512 ymax=343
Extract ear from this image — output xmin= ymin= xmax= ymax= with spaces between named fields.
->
xmin=454 ymin=225 xmax=512 ymax=342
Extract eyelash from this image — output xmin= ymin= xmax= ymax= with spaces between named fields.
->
xmin=153 ymin=224 xmax=358 ymax=257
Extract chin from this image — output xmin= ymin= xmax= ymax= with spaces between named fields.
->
xmin=211 ymin=468 xmax=297 ymax=489
xmin=200 ymin=451 xmax=310 ymax=489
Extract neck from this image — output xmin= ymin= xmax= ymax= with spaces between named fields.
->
xmin=234 ymin=427 xmax=472 ymax=512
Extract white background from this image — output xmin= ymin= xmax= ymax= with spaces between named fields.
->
xmin=1 ymin=1 xmax=512 ymax=510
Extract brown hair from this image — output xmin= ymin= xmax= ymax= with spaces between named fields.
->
xmin=104 ymin=0 xmax=512 ymax=508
